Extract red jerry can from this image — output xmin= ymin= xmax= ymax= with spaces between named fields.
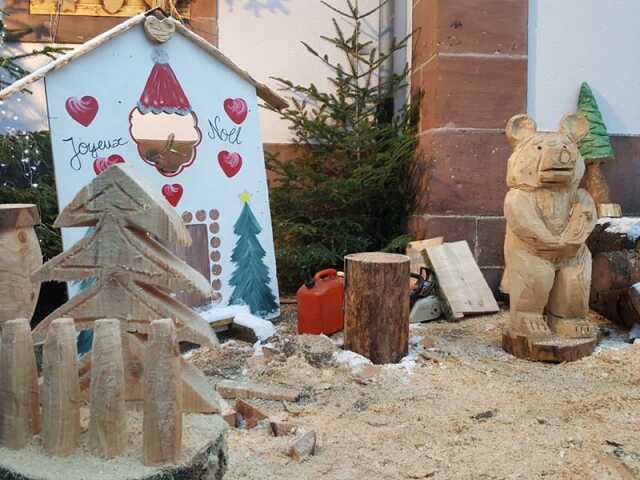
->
xmin=296 ymin=269 xmax=344 ymax=335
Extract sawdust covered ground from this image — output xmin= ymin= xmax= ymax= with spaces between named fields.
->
xmin=192 ymin=307 xmax=640 ymax=480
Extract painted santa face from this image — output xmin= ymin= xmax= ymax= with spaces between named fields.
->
xmin=129 ymin=50 xmax=202 ymax=177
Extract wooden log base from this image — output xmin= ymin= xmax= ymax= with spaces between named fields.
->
xmin=502 ymin=330 xmax=598 ymax=363
xmin=0 ymin=413 xmax=228 ymax=480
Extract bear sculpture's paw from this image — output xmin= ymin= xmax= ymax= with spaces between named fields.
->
xmin=548 ymin=316 xmax=600 ymax=339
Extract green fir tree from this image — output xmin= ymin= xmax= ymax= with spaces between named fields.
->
xmin=265 ymin=0 xmax=419 ymax=291
xmin=228 ymin=193 xmax=278 ymax=316
xmin=577 ymin=82 xmax=615 ymax=163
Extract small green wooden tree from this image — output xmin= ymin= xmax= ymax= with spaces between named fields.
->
xmin=229 ymin=192 xmax=279 ymax=316
xmin=577 ymin=82 xmax=615 ymax=163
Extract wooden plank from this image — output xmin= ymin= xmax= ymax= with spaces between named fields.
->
xmin=426 ymin=241 xmax=499 ymax=317
xmin=216 ymin=380 xmax=301 ymax=402
xmin=5 ymin=0 xmax=217 ymax=45
xmin=29 ymin=0 xmax=190 ymax=18
xmin=406 ymin=237 xmax=443 ymax=274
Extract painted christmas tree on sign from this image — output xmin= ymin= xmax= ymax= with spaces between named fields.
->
xmin=229 ymin=192 xmax=278 ymax=316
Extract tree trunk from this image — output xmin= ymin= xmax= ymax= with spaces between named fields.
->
xmin=344 ymin=252 xmax=410 ymax=364
xmin=584 ymin=163 xmax=621 ymax=217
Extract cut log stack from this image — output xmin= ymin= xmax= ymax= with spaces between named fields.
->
xmin=588 ymin=217 xmax=640 ymax=328
xmin=344 ymin=252 xmax=410 ymax=364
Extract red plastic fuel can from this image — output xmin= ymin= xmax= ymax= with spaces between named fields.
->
xmin=296 ymin=269 xmax=344 ymax=335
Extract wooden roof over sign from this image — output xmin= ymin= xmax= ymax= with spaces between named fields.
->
xmin=0 ymin=9 xmax=288 ymax=110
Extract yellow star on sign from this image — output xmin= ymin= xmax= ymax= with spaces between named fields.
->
xmin=239 ymin=191 xmax=252 ymax=204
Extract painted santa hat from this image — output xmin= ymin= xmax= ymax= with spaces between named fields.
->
xmin=137 ymin=49 xmax=192 ymax=115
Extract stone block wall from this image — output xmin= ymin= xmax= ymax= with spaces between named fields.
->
xmin=409 ymin=0 xmax=529 ymax=291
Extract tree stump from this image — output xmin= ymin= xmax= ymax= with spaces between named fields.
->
xmin=89 ymin=319 xmax=127 ymax=458
xmin=42 ymin=318 xmax=81 ymax=457
xmin=0 ymin=413 xmax=228 ymax=480
xmin=0 ymin=318 xmax=41 ymax=449
xmin=344 ymin=252 xmax=410 ymax=364
xmin=143 ymin=319 xmax=182 ymax=466
xmin=0 ymin=204 xmax=42 ymax=325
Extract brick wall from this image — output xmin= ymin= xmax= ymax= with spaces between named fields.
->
xmin=409 ymin=0 xmax=529 ymax=292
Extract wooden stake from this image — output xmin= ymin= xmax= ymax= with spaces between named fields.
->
xmin=143 ymin=319 xmax=182 ymax=466
xmin=344 ymin=252 xmax=410 ymax=364
xmin=0 ymin=318 xmax=41 ymax=449
xmin=89 ymin=319 xmax=127 ymax=458
xmin=42 ymin=318 xmax=81 ymax=456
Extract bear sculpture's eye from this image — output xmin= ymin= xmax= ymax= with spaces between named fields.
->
xmin=537 ymin=146 xmax=543 ymax=151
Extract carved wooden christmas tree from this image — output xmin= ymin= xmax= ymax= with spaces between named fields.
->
xmin=577 ymin=82 xmax=621 ymax=217
xmin=32 ymin=163 xmax=219 ymax=410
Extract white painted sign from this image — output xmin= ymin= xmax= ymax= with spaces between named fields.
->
xmin=529 ymin=0 xmax=640 ymax=135
xmin=45 ymin=25 xmax=280 ymax=318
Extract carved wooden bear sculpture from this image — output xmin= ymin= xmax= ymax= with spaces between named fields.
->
xmin=501 ymin=113 xmax=598 ymax=351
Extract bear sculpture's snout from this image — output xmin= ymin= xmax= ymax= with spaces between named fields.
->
xmin=539 ymin=144 xmax=576 ymax=185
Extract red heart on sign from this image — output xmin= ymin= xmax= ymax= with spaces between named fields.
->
xmin=218 ymin=151 xmax=243 ymax=178
xmin=65 ymin=96 xmax=99 ymax=127
xmin=162 ymin=184 xmax=184 ymax=207
xmin=93 ymin=154 xmax=125 ymax=175
xmin=224 ymin=98 xmax=248 ymax=124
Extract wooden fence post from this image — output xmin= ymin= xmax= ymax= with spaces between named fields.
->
xmin=42 ymin=318 xmax=81 ymax=456
xmin=143 ymin=319 xmax=182 ymax=466
xmin=0 ymin=318 xmax=41 ymax=449
xmin=89 ymin=319 xmax=127 ymax=458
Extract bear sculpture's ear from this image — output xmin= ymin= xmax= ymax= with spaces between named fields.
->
xmin=506 ymin=114 xmax=537 ymax=149
xmin=559 ymin=113 xmax=589 ymax=143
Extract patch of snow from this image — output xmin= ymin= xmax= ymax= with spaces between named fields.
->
xmin=385 ymin=336 xmax=424 ymax=375
xmin=594 ymin=328 xmax=632 ymax=354
xmin=197 ymin=304 xmax=276 ymax=341
xmin=601 ymin=217 xmax=640 ymax=242
xmin=629 ymin=323 xmax=640 ymax=342
xmin=253 ymin=341 xmax=274 ymax=356
xmin=333 ymin=350 xmax=372 ymax=375
xmin=182 ymin=349 xmax=196 ymax=360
